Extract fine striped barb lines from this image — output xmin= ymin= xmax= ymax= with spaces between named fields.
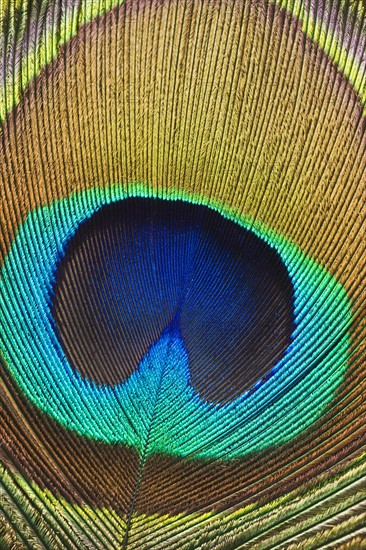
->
xmin=0 ymin=1 xmax=365 ymax=549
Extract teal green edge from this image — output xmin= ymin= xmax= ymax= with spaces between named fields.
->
xmin=0 ymin=184 xmax=351 ymax=460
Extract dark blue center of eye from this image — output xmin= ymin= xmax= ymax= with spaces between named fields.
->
xmin=52 ymin=198 xmax=294 ymax=404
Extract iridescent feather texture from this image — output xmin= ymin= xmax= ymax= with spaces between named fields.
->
xmin=0 ymin=1 xmax=365 ymax=548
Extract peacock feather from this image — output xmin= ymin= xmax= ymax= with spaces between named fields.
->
xmin=0 ymin=1 xmax=365 ymax=548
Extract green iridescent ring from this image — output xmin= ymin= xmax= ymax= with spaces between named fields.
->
xmin=0 ymin=184 xmax=351 ymax=460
